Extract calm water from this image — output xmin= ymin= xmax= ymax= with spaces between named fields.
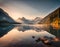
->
xmin=0 ymin=24 xmax=58 ymax=47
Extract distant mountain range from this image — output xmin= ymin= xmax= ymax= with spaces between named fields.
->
xmin=17 ymin=17 xmax=33 ymax=24
xmin=17 ymin=17 xmax=42 ymax=24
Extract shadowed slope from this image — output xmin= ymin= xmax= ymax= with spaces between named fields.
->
xmin=0 ymin=8 xmax=15 ymax=37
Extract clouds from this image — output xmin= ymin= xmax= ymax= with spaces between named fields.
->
xmin=0 ymin=1 xmax=42 ymax=20
xmin=0 ymin=0 xmax=60 ymax=20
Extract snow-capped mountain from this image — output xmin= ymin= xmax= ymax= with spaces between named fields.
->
xmin=17 ymin=17 xmax=33 ymax=24
xmin=17 ymin=17 xmax=42 ymax=24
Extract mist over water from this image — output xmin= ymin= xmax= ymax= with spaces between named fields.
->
xmin=0 ymin=24 xmax=55 ymax=47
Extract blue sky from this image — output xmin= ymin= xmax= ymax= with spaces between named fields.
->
xmin=0 ymin=0 xmax=60 ymax=20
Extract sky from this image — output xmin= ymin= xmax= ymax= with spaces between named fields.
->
xmin=0 ymin=0 xmax=60 ymax=20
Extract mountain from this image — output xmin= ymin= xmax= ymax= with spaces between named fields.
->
xmin=17 ymin=17 xmax=33 ymax=24
xmin=0 ymin=8 xmax=15 ymax=37
xmin=0 ymin=8 xmax=21 ymax=24
xmin=0 ymin=8 xmax=15 ymax=23
xmin=33 ymin=17 xmax=42 ymax=24
xmin=17 ymin=17 xmax=42 ymax=24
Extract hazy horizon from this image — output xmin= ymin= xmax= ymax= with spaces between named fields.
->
xmin=0 ymin=0 xmax=60 ymax=20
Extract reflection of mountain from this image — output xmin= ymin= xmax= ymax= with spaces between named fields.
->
xmin=17 ymin=25 xmax=41 ymax=32
xmin=0 ymin=8 xmax=15 ymax=37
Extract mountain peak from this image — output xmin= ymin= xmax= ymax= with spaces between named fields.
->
xmin=21 ymin=17 xmax=26 ymax=20
xmin=17 ymin=17 xmax=26 ymax=20
xmin=0 ymin=8 xmax=4 ymax=12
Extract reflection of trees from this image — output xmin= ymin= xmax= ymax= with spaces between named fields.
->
xmin=49 ymin=25 xmax=59 ymax=38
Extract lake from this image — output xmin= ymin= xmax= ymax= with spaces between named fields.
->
xmin=0 ymin=24 xmax=59 ymax=47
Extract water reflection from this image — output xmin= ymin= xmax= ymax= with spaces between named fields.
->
xmin=49 ymin=25 xmax=60 ymax=38
xmin=0 ymin=24 xmax=56 ymax=47
xmin=0 ymin=24 xmax=15 ymax=37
